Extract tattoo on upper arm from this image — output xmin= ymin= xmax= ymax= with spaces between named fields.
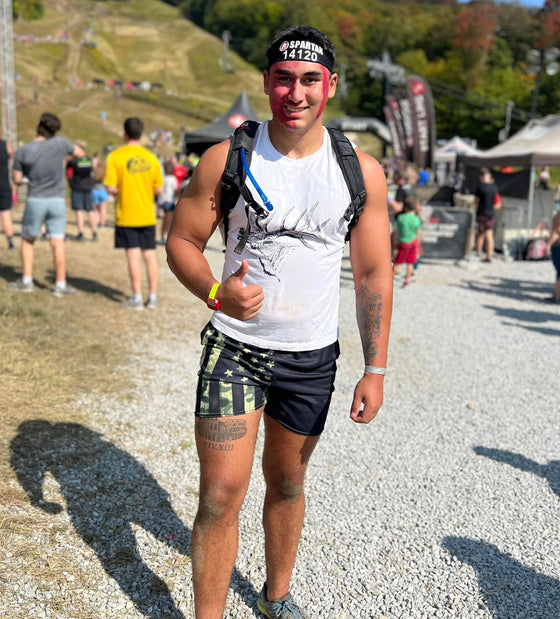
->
xmin=196 ymin=418 xmax=247 ymax=451
xmin=356 ymin=287 xmax=382 ymax=362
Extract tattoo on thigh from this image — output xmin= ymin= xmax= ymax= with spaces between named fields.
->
xmin=197 ymin=418 xmax=248 ymax=451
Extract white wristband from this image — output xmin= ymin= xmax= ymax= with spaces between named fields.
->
xmin=365 ymin=365 xmax=386 ymax=376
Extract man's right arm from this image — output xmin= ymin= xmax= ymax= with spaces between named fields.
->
xmin=166 ymin=141 xmax=263 ymax=320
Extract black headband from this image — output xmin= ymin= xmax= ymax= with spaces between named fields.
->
xmin=267 ymin=37 xmax=334 ymax=73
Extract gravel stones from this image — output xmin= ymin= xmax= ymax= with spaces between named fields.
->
xmin=2 ymin=242 xmax=559 ymax=618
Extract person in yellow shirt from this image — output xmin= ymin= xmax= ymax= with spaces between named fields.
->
xmin=104 ymin=118 xmax=163 ymax=309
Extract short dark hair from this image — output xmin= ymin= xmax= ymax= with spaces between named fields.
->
xmin=37 ymin=112 xmax=61 ymax=138
xmin=163 ymin=160 xmax=174 ymax=175
xmin=266 ymin=25 xmax=336 ymax=72
xmin=403 ymin=196 xmax=418 ymax=213
xmin=124 ymin=117 xmax=144 ymax=140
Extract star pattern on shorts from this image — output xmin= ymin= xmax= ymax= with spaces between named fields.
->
xmin=224 ymin=369 xmax=233 ymax=377
xmin=241 ymin=376 xmax=249 ymax=383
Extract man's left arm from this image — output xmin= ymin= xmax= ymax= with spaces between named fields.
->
xmin=348 ymin=151 xmax=394 ymax=424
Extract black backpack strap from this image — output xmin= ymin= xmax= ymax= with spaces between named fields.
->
xmin=220 ymin=120 xmax=261 ymax=249
xmin=327 ymin=127 xmax=366 ymax=239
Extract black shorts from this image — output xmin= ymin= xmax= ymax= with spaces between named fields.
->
xmin=71 ymin=191 xmax=93 ymax=211
xmin=196 ymin=323 xmax=339 ymax=436
xmin=115 ymin=225 xmax=156 ymax=250
xmin=0 ymin=191 xmax=12 ymax=211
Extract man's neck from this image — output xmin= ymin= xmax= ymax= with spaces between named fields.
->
xmin=126 ymin=139 xmax=142 ymax=147
xmin=267 ymin=119 xmax=324 ymax=159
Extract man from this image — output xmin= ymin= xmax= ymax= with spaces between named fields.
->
xmin=0 ymin=136 xmax=15 ymax=250
xmin=388 ymin=169 xmax=415 ymax=217
xmin=10 ymin=112 xmax=84 ymax=296
xmin=66 ymin=144 xmax=97 ymax=242
xmin=474 ymin=167 xmax=501 ymax=262
xmin=104 ymin=117 xmax=163 ymax=309
xmin=166 ymin=26 xmax=393 ymax=619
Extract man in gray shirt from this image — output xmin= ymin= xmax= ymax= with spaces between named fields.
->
xmin=11 ymin=112 xmax=84 ymax=296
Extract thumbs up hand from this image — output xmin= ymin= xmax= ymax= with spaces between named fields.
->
xmin=219 ymin=260 xmax=264 ymax=321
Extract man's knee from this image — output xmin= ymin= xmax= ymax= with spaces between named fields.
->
xmin=197 ymin=479 xmax=247 ymax=525
xmin=266 ymin=477 xmax=304 ymax=504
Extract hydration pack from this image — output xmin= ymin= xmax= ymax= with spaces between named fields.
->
xmin=220 ymin=120 xmax=366 ymax=254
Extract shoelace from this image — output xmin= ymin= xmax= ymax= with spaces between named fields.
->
xmin=272 ymin=596 xmax=305 ymax=618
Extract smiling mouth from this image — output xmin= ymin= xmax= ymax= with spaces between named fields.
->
xmin=284 ymin=105 xmax=308 ymax=114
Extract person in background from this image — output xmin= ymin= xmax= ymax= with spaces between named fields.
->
xmin=392 ymin=196 xmax=422 ymax=286
xmin=92 ymin=154 xmax=109 ymax=228
xmin=10 ymin=112 xmax=84 ymax=296
xmin=417 ymin=167 xmax=429 ymax=187
xmin=104 ymin=117 xmax=163 ymax=310
xmin=158 ymin=160 xmax=178 ymax=244
xmin=538 ymin=166 xmax=550 ymax=190
xmin=0 ymin=136 xmax=15 ymax=250
xmin=67 ymin=143 xmax=97 ymax=242
xmin=474 ymin=167 xmax=501 ymax=263
xmin=545 ymin=205 xmax=560 ymax=304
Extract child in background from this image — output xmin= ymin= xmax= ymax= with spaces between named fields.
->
xmin=393 ymin=196 xmax=422 ymax=286
xmin=91 ymin=155 xmax=108 ymax=228
xmin=158 ymin=160 xmax=178 ymax=244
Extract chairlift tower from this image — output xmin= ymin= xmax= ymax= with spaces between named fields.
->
xmin=0 ymin=0 xmax=17 ymax=146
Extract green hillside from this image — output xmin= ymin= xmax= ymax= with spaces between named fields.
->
xmin=12 ymin=0 xmax=271 ymax=155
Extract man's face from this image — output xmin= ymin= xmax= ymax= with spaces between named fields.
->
xmin=263 ymin=61 xmax=338 ymax=130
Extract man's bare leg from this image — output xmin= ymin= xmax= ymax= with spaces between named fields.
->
xmin=192 ymin=410 xmax=262 ymax=619
xmin=125 ymin=248 xmax=143 ymax=296
xmin=485 ymin=230 xmax=494 ymax=260
xmin=261 ymin=416 xmax=320 ymax=602
xmin=142 ymin=249 xmax=159 ymax=296
xmin=50 ymin=237 xmax=66 ymax=283
xmin=21 ymin=238 xmax=35 ymax=278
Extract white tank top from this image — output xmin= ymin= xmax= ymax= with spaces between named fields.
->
xmin=211 ymin=121 xmax=351 ymax=351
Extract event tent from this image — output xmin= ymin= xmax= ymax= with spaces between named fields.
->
xmin=183 ymin=91 xmax=260 ymax=155
xmin=433 ymin=136 xmax=482 ymax=164
xmin=463 ymin=114 xmax=560 ymax=168
xmin=463 ymin=114 xmax=560 ymax=226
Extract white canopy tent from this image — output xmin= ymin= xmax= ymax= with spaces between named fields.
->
xmin=463 ymin=115 xmax=560 ymax=226
xmin=433 ymin=136 xmax=482 ymax=164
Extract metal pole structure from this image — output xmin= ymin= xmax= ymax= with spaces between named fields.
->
xmin=0 ymin=0 xmax=17 ymax=146
xmin=527 ymin=165 xmax=535 ymax=229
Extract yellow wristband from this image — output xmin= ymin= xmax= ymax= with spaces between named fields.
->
xmin=208 ymin=283 xmax=220 ymax=300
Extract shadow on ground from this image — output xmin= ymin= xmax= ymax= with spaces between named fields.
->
xmin=474 ymin=446 xmax=559 ymax=499
xmin=0 ymin=263 xmax=125 ymax=303
xmin=443 ymin=536 xmax=560 ymax=619
xmin=10 ymin=420 xmax=260 ymax=618
xmin=460 ymin=276 xmax=552 ymax=303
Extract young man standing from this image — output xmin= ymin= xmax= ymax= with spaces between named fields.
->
xmin=167 ymin=26 xmax=393 ymax=618
xmin=10 ymin=112 xmax=84 ymax=296
xmin=66 ymin=145 xmax=98 ymax=242
xmin=104 ymin=118 xmax=163 ymax=309
xmin=474 ymin=167 xmax=501 ymax=262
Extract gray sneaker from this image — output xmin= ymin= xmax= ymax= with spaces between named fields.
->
xmin=122 ymin=296 xmax=144 ymax=310
xmin=52 ymin=283 xmax=77 ymax=298
xmin=9 ymin=278 xmax=34 ymax=293
xmin=145 ymin=296 xmax=158 ymax=310
xmin=257 ymin=585 xmax=308 ymax=619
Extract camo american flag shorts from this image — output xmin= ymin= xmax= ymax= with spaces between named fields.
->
xmin=195 ymin=322 xmax=339 ymax=436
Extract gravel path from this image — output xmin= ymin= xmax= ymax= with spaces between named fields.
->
xmin=3 ymin=236 xmax=559 ymax=619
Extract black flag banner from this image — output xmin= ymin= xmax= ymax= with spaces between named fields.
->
xmin=383 ymin=104 xmax=404 ymax=162
xmin=406 ymin=75 xmax=436 ymax=169
xmin=385 ymin=95 xmax=407 ymax=162
xmin=394 ymin=89 xmax=414 ymax=162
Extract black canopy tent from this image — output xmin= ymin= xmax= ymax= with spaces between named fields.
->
xmin=183 ymin=91 xmax=260 ymax=155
